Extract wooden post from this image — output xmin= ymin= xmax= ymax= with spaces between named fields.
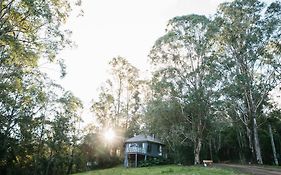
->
xmin=135 ymin=154 xmax=138 ymax=167
xmin=124 ymin=153 xmax=128 ymax=167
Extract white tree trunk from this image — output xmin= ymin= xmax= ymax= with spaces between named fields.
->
xmin=194 ymin=138 xmax=202 ymax=165
xmin=253 ymin=117 xmax=263 ymax=164
xmin=268 ymin=124 xmax=279 ymax=165
xmin=246 ymin=126 xmax=255 ymax=161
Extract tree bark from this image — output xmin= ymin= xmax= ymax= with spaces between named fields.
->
xmin=45 ymin=151 xmax=53 ymax=175
xmin=244 ymin=87 xmax=263 ymax=164
xmin=246 ymin=126 xmax=255 ymax=161
xmin=253 ymin=117 xmax=263 ymax=164
xmin=268 ymin=124 xmax=279 ymax=165
xmin=194 ymin=137 xmax=202 ymax=165
xmin=236 ymin=129 xmax=246 ymax=163
xmin=209 ymin=139 xmax=213 ymax=160
xmin=67 ymin=149 xmax=74 ymax=174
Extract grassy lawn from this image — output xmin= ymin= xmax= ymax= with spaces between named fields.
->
xmin=73 ymin=165 xmax=247 ymax=175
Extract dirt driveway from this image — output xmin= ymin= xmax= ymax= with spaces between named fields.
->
xmin=215 ymin=164 xmax=281 ymax=175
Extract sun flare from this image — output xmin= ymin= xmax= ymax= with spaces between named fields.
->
xmin=104 ymin=128 xmax=115 ymax=142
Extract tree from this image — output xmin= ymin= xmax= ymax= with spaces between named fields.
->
xmin=268 ymin=123 xmax=278 ymax=165
xmin=148 ymin=14 xmax=220 ymax=164
xmin=0 ymin=0 xmax=82 ymax=174
xmin=46 ymin=91 xmax=83 ymax=175
xmin=0 ymin=0 xmax=77 ymax=64
xmin=213 ymin=0 xmax=281 ymax=164
xmin=91 ymin=56 xmax=141 ymax=136
xmin=89 ymin=57 xmax=142 ymax=167
xmin=0 ymin=68 xmax=48 ymax=174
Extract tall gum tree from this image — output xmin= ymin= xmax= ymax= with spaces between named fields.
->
xmin=213 ymin=0 xmax=281 ymax=164
xmin=149 ymin=14 xmax=220 ymax=165
xmin=91 ymin=57 xmax=141 ymax=130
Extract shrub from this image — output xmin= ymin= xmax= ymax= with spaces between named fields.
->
xmin=139 ymin=157 xmax=170 ymax=167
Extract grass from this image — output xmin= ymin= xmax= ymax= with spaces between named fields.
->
xmin=73 ymin=165 xmax=247 ymax=175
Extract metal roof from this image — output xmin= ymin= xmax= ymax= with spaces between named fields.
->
xmin=125 ymin=135 xmax=164 ymax=145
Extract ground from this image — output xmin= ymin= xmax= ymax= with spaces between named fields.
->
xmin=216 ymin=164 xmax=281 ymax=175
xmin=73 ymin=165 xmax=247 ymax=175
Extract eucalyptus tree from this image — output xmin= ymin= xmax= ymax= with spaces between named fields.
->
xmin=0 ymin=68 xmax=49 ymax=174
xmin=90 ymin=57 xmax=142 ymax=166
xmin=46 ymin=91 xmax=83 ymax=175
xmin=0 ymin=0 xmax=81 ymax=174
xmin=145 ymin=98 xmax=193 ymax=164
xmin=108 ymin=57 xmax=141 ymax=131
xmin=0 ymin=0 xmax=78 ymax=63
xmin=148 ymin=14 xmax=220 ymax=164
xmin=213 ymin=0 xmax=281 ymax=164
xmin=0 ymin=0 xmax=78 ymax=144
xmin=91 ymin=57 xmax=141 ymax=135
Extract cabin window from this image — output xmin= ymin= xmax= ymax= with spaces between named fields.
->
xmin=129 ymin=143 xmax=143 ymax=148
xmin=129 ymin=143 xmax=137 ymax=147
xmin=147 ymin=144 xmax=151 ymax=153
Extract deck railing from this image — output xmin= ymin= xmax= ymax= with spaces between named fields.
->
xmin=126 ymin=147 xmax=146 ymax=154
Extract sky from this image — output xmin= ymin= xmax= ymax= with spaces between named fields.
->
xmin=53 ymin=0 xmax=278 ymax=123
xmin=58 ymin=0 xmax=225 ymax=104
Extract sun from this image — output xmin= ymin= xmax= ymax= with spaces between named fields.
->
xmin=104 ymin=128 xmax=115 ymax=142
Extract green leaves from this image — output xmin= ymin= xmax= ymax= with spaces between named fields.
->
xmin=91 ymin=57 xmax=142 ymax=137
xmin=147 ymin=0 xmax=281 ymax=165
xmin=147 ymin=14 xmax=222 ymax=164
xmin=0 ymin=0 xmax=83 ymax=174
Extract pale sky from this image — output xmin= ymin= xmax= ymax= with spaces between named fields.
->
xmin=58 ymin=0 xmax=225 ymax=103
xmin=53 ymin=0 xmax=277 ymax=123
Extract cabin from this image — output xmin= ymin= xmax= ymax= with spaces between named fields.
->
xmin=124 ymin=134 xmax=165 ymax=167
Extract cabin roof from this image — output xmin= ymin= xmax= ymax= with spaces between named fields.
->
xmin=125 ymin=135 xmax=164 ymax=145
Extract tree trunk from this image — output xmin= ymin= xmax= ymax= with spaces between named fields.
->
xmin=236 ymin=129 xmax=246 ymax=163
xmin=268 ymin=124 xmax=279 ymax=165
xmin=67 ymin=149 xmax=74 ymax=174
xmin=213 ymin=132 xmax=221 ymax=162
xmin=117 ymin=77 xmax=122 ymax=115
xmin=194 ymin=137 xmax=202 ymax=165
xmin=209 ymin=139 xmax=213 ymax=160
xmin=253 ymin=117 xmax=263 ymax=164
xmin=246 ymin=126 xmax=255 ymax=162
xmin=45 ymin=152 xmax=53 ymax=175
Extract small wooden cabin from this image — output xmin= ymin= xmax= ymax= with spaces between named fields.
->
xmin=124 ymin=135 xmax=165 ymax=167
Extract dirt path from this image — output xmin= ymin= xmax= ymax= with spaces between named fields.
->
xmin=215 ymin=163 xmax=281 ymax=175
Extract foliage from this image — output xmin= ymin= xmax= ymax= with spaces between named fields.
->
xmin=78 ymin=133 xmax=122 ymax=170
xmin=212 ymin=0 xmax=281 ymax=164
xmin=91 ymin=56 xmax=142 ymax=136
xmin=1 ymin=0 xmax=281 ymax=174
xmin=0 ymin=0 xmax=83 ymax=174
xmin=139 ymin=157 xmax=170 ymax=167
xmin=143 ymin=0 xmax=281 ymax=167
xmin=147 ymin=13 xmax=221 ymax=165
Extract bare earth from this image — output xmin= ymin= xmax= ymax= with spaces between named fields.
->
xmin=216 ymin=163 xmax=281 ymax=175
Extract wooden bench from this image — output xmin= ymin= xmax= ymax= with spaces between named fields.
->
xmin=203 ymin=160 xmax=213 ymax=166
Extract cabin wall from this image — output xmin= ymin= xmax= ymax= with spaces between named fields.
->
xmin=126 ymin=142 xmax=147 ymax=154
xmin=147 ymin=143 xmax=163 ymax=157
xmin=124 ymin=142 xmax=164 ymax=167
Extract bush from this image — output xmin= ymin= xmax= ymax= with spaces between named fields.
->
xmin=139 ymin=157 xmax=170 ymax=167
